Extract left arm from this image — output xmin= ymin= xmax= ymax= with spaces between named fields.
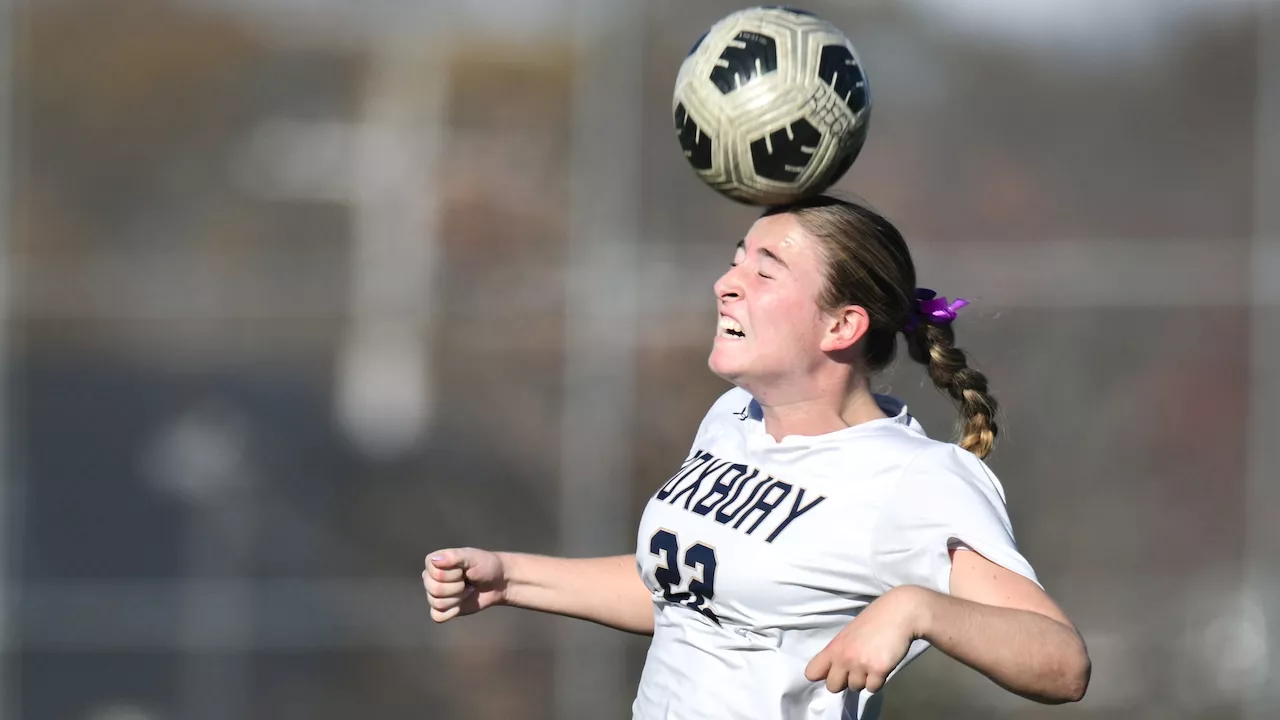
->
xmin=806 ymin=549 xmax=1090 ymax=703
xmin=807 ymin=446 xmax=1091 ymax=703
xmin=915 ymin=548 xmax=1090 ymax=703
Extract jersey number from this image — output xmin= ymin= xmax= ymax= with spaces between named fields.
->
xmin=649 ymin=529 xmax=720 ymax=625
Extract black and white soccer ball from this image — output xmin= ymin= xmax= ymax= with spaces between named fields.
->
xmin=672 ymin=6 xmax=871 ymax=206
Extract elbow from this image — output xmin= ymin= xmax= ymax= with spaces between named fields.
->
xmin=1047 ymin=643 xmax=1092 ymax=704
xmin=1022 ymin=633 xmax=1090 ymax=705
xmin=1054 ymin=663 xmax=1090 ymax=704
xmin=1065 ymin=653 xmax=1092 ymax=703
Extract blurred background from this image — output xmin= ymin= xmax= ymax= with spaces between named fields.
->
xmin=4 ymin=0 xmax=1280 ymax=718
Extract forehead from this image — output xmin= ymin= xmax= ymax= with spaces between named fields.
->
xmin=742 ymin=214 xmax=823 ymax=264
xmin=745 ymin=212 xmax=803 ymax=244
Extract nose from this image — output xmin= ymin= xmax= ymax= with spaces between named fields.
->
xmin=714 ymin=266 xmax=742 ymax=304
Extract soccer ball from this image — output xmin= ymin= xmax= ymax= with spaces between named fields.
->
xmin=672 ymin=6 xmax=871 ymax=206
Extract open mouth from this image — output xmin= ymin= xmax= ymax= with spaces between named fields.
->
xmin=718 ymin=315 xmax=745 ymax=339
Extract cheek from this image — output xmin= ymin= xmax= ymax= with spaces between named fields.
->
xmin=756 ymin=296 xmax=825 ymax=350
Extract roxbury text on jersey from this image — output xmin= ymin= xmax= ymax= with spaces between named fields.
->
xmin=653 ymin=450 xmax=827 ymax=543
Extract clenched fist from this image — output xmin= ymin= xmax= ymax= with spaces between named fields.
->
xmin=422 ymin=548 xmax=510 ymax=623
xmin=804 ymin=585 xmax=928 ymax=694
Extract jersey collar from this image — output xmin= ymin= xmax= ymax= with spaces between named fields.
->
xmin=742 ymin=393 xmax=923 ymax=446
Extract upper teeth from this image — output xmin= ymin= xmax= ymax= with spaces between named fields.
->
xmin=719 ymin=316 xmax=744 ymax=335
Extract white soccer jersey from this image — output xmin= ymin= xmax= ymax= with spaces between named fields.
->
xmin=631 ymin=387 xmax=1040 ymax=720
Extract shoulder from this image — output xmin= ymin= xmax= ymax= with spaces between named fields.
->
xmin=868 ymin=441 xmax=1036 ymax=592
xmin=897 ymin=441 xmax=1010 ymax=505
xmin=872 ymin=440 xmax=1021 ymax=549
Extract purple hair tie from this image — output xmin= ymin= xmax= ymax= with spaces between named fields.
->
xmin=903 ymin=288 xmax=969 ymax=333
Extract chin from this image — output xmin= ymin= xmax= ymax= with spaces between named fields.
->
xmin=707 ymin=348 xmax=739 ymax=380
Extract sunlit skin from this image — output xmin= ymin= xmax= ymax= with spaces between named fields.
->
xmin=708 ymin=212 xmax=888 ymax=441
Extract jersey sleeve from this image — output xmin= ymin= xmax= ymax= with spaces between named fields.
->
xmin=869 ymin=444 xmax=1040 ymax=595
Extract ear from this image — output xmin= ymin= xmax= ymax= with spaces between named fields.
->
xmin=820 ymin=305 xmax=871 ymax=353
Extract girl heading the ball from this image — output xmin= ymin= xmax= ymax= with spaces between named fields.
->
xmin=425 ymin=195 xmax=1090 ymax=720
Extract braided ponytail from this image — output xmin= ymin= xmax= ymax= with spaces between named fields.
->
xmin=905 ymin=322 xmax=999 ymax=458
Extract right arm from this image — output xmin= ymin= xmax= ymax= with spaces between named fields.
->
xmin=501 ymin=552 xmax=656 ymax=635
xmin=423 ymin=548 xmax=656 ymax=636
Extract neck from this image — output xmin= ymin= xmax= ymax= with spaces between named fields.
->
xmin=754 ymin=376 xmax=887 ymax=441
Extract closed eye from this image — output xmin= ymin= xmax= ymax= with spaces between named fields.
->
xmin=757 ymin=271 xmax=773 ymax=279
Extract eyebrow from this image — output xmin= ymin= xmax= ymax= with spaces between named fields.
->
xmin=736 ymin=239 xmax=790 ymax=269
